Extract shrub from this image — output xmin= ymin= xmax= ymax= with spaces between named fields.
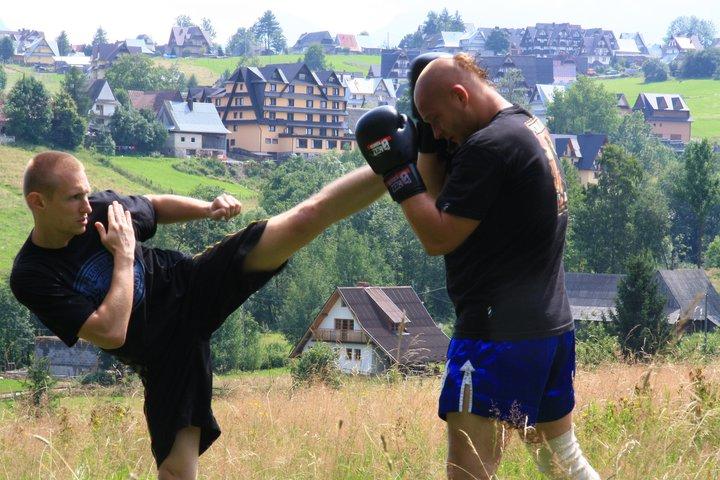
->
xmin=22 ymin=356 xmax=56 ymax=409
xmin=290 ymin=343 xmax=341 ymax=388
xmin=575 ymin=321 xmax=619 ymax=367
xmin=260 ymin=336 xmax=291 ymax=369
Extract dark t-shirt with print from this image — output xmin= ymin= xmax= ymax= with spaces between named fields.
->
xmin=436 ymin=105 xmax=573 ymax=340
xmin=10 ymin=190 xmax=186 ymax=365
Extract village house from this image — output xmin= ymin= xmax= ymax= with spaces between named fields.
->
xmin=90 ymin=41 xmax=143 ymax=80
xmin=34 ymin=337 xmax=99 ymax=377
xmin=343 ymin=76 xmax=396 ymax=108
xmin=128 ymin=89 xmax=184 ymax=116
xmin=1 ymin=29 xmax=58 ymax=66
xmin=551 ymin=133 xmax=607 ymax=185
xmin=215 ymin=62 xmax=354 ymax=158
xmin=157 ymin=98 xmax=229 ymax=158
xmin=632 ymin=93 xmax=692 ymax=143
xmin=167 ymin=26 xmax=212 ymax=57
xmin=529 ymin=83 xmax=566 ymax=124
xmin=565 ymin=270 xmax=720 ymax=333
xmin=290 ymin=284 xmax=449 ymax=375
xmin=87 ymin=79 xmax=121 ymax=131
xmin=476 ymin=55 xmax=555 ymax=92
xmin=291 ymin=31 xmax=334 ymax=53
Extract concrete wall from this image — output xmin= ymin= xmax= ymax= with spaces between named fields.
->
xmin=34 ymin=336 xmax=99 ymax=378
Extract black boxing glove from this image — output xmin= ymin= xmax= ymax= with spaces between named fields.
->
xmin=408 ymin=52 xmax=452 ymax=154
xmin=355 ymin=106 xmax=426 ymax=203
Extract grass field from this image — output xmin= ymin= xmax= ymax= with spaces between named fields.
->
xmin=597 ymin=76 xmax=720 ymax=141
xmin=154 ymin=54 xmax=380 ymax=85
xmin=0 ymin=145 xmax=259 ymax=275
xmin=1 ymin=361 xmax=720 ymax=478
xmin=1 ymin=65 xmax=64 ymax=94
xmin=0 ymin=378 xmax=23 ymax=394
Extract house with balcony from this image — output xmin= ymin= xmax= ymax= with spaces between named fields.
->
xmin=290 ymin=284 xmax=449 ymax=375
xmin=87 ymin=79 xmax=121 ymax=131
xmin=216 ymin=62 xmax=354 ymax=158
xmin=157 ymin=98 xmax=229 ymax=158
xmin=167 ymin=26 xmax=212 ymax=57
xmin=632 ymin=93 xmax=692 ymax=143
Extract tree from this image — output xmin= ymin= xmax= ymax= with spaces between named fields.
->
xmin=0 ymin=66 xmax=5 ymax=91
xmin=5 ymin=76 xmax=52 ymax=144
xmin=303 ymin=45 xmax=327 ymax=71
xmin=666 ymin=16 xmax=717 ymax=48
xmin=252 ymin=10 xmax=285 ymax=54
xmin=92 ymin=27 xmax=108 ymax=48
xmin=610 ymin=112 xmax=676 ymax=174
xmin=677 ymin=48 xmax=720 ymax=78
xmin=187 ymin=74 xmax=198 ymax=89
xmin=106 ymin=55 xmax=185 ymax=91
xmin=642 ymin=58 xmax=669 ymax=82
xmin=546 ymin=76 xmax=620 ymax=136
xmin=561 ymin=157 xmax=587 ymax=272
xmin=399 ymin=31 xmax=424 ymax=49
xmin=211 ymin=308 xmax=262 ymax=372
xmin=0 ymin=37 xmax=14 ymax=63
xmin=49 ymin=91 xmax=86 ymax=149
xmin=494 ymin=68 xmax=528 ymax=108
xmin=201 ymin=18 xmax=216 ymax=42
xmin=485 ymin=27 xmax=510 ymax=55
xmin=0 ymin=281 xmax=35 ymax=370
xmin=608 ymin=252 xmax=671 ymax=359
xmin=227 ymin=27 xmax=257 ymax=56
xmin=673 ymin=139 xmax=720 ymax=267
xmin=61 ymin=66 xmax=91 ymax=116
xmin=175 ymin=15 xmax=194 ymax=27
xmin=109 ymin=105 xmax=167 ymax=154
xmin=56 ymin=31 xmax=71 ymax=56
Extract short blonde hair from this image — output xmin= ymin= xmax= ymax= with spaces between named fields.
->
xmin=453 ymin=53 xmax=489 ymax=82
xmin=23 ymin=151 xmax=83 ymax=197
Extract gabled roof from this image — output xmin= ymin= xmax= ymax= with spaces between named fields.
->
xmin=533 ymin=84 xmax=566 ymax=105
xmin=551 ymin=133 xmax=607 ymax=171
xmin=87 ymin=79 xmax=111 ymax=102
xmin=128 ymin=90 xmax=183 ymax=114
xmin=335 ymin=34 xmax=360 ymax=52
xmin=656 ymin=269 xmax=720 ymax=326
xmin=293 ymin=31 xmax=333 ymax=48
xmin=356 ymin=33 xmax=387 ymax=50
xmin=616 ymin=93 xmax=630 ymax=109
xmin=366 ymin=64 xmax=381 ymax=78
xmin=477 ymin=55 xmax=554 ymax=89
xmin=565 ymin=272 xmax=622 ymax=321
xmin=170 ymin=26 xmax=211 ymax=48
xmin=124 ymin=38 xmax=155 ymax=54
xmin=634 ymin=93 xmax=690 ymax=114
xmin=292 ymin=285 xmax=449 ymax=365
xmin=672 ymin=35 xmax=702 ymax=51
xmin=187 ymin=86 xmax=225 ymax=102
xmin=159 ymin=100 xmax=229 ymax=134
xmin=616 ymin=38 xmax=641 ymax=55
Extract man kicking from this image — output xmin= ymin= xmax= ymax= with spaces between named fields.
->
xmin=10 ymin=151 xmax=385 ymax=479
xmin=355 ymin=53 xmax=600 ymax=479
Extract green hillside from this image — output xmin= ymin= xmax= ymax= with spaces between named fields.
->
xmin=1 ymin=65 xmax=63 ymax=94
xmin=597 ymin=76 xmax=720 ymax=141
xmin=154 ymin=54 xmax=380 ymax=85
xmin=0 ymin=145 xmax=259 ymax=275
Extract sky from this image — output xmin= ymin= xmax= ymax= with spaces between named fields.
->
xmin=1 ymin=0 xmax=719 ymax=49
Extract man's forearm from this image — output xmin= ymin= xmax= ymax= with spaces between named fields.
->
xmin=314 ymin=165 xmax=386 ymax=225
xmin=145 ymin=194 xmax=211 ymax=224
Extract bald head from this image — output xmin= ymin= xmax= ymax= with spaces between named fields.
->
xmin=414 ymin=53 xmax=489 ymax=116
xmin=24 ymin=151 xmax=84 ymax=198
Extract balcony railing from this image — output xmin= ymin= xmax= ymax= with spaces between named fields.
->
xmin=312 ymin=328 xmax=368 ymax=343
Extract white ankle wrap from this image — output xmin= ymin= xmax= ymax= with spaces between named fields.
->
xmin=525 ymin=428 xmax=601 ymax=480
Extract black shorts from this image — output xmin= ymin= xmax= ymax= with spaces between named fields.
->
xmin=139 ymin=221 xmax=284 ymax=466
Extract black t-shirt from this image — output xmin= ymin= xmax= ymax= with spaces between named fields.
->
xmin=436 ymin=105 xmax=573 ymax=340
xmin=10 ymin=190 xmax=186 ymax=365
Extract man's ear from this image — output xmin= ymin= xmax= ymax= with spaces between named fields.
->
xmin=450 ymin=84 xmax=469 ymax=106
xmin=25 ymin=192 xmax=46 ymax=211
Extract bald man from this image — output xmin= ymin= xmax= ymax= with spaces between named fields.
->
xmin=360 ymin=54 xmax=601 ymax=479
xmin=10 ymin=151 xmax=385 ymax=479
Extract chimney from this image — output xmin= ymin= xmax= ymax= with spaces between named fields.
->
xmin=187 ymin=97 xmax=193 ymax=111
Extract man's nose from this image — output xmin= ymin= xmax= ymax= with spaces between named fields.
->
xmin=81 ymin=198 xmax=92 ymax=214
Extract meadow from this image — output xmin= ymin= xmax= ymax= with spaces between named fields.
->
xmin=1 ymin=360 xmax=720 ymax=479
xmin=597 ymin=76 xmax=720 ymax=141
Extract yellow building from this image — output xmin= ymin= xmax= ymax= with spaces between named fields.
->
xmin=216 ymin=63 xmax=354 ymax=158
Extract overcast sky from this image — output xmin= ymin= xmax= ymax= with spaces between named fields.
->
xmin=2 ymin=0 xmax=719 ymax=49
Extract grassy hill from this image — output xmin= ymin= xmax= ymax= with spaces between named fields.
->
xmin=154 ymin=54 xmax=380 ymax=85
xmin=597 ymin=76 xmax=720 ymax=141
xmin=0 ymin=145 xmax=259 ymax=276
xmin=1 ymin=65 xmax=63 ymax=94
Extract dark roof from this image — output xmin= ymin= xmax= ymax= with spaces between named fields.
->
xmin=187 ymin=86 xmax=225 ymax=102
xmin=380 ymin=49 xmax=402 ymax=78
xmin=565 ymin=272 xmax=622 ymax=321
xmin=551 ymin=133 xmax=607 ymax=170
xmin=657 ymin=269 xmax=720 ymax=325
xmin=476 ymin=55 xmax=554 ymax=89
xmin=338 ymin=286 xmax=449 ymax=364
xmin=293 ymin=31 xmax=334 ymax=48
xmin=170 ymin=26 xmax=211 ymax=48
xmin=87 ymin=79 xmax=108 ymax=101
xmin=367 ymin=64 xmax=381 ymax=78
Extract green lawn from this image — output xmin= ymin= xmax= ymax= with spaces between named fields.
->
xmin=108 ymin=156 xmax=257 ymax=203
xmin=0 ymin=378 xmax=24 ymax=394
xmin=2 ymin=65 xmax=63 ymax=94
xmin=597 ymin=76 xmax=720 ymax=141
xmin=154 ymin=54 xmax=380 ymax=85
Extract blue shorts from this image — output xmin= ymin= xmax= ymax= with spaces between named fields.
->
xmin=438 ymin=330 xmax=575 ymax=427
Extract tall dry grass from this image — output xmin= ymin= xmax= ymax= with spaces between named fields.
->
xmin=2 ymin=362 xmax=720 ymax=479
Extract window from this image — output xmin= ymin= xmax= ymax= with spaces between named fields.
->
xmin=328 ymin=140 xmax=337 ymax=149
xmin=272 ymin=138 xmax=278 ymax=144
xmin=335 ymin=318 xmax=354 ymax=330
xmin=238 ymin=112 xmax=243 ymax=118
xmin=313 ymin=139 xmax=323 ymax=149
xmin=298 ymin=73 xmax=307 ymax=80
xmin=269 ymin=125 xmax=276 ymax=132
xmin=298 ymin=138 xmax=308 ymax=148
xmin=319 ymin=128 xmax=327 ymax=136
xmin=333 ymin=87 xmax=339 ymax=95
xmin=354 ymin=349 xmax=361 ymax=361
xmin=288 ymin=85 xmax=295 ymax=93
xmin=268 ymin=98 xmax=277 ymax=106
xmin=306 ymin=86 xmax=313 ymax=94
xmin=332 ymin=115 xmax=339 ymax=123
xmin=234 ymin=97 xmax=243 ymax=106
xmin=332 ymin=129 xmax=339 ymax=137
xmin=306 ymin=127 xmax=313 ymax=135
xmin=215 ymin=99 xmax=221 ymax=106
xmin=269 ymin=112 xmax=276 ymax=119
xmin=265 ymin=138 xmax=271 ymax=144
xmin=288 ymin=99 xmax=295 ymax=107
xmin=320 ymin=114 xmax=327 ymax=123
xmin=191 ymin=137 xmax=195 ymax=143
xmin=332 ymin=101 xmax=339 ymax=109
xmin=232 ymin=125 xmax=237 ymax=131
xmin=233 ymin=112 xmax=238 ymax=119
xmin=180 ymin=136 xmax=185 ymax=142
xmin=270 ymin=83 xmax=277 ymax=92
xmin=346 ymin=348 xmax=353 ymax=360
xmin=321 ymin=101 xmax=327 ymax=109
xmin=306 ymin=100 xmax=314 ymax=108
